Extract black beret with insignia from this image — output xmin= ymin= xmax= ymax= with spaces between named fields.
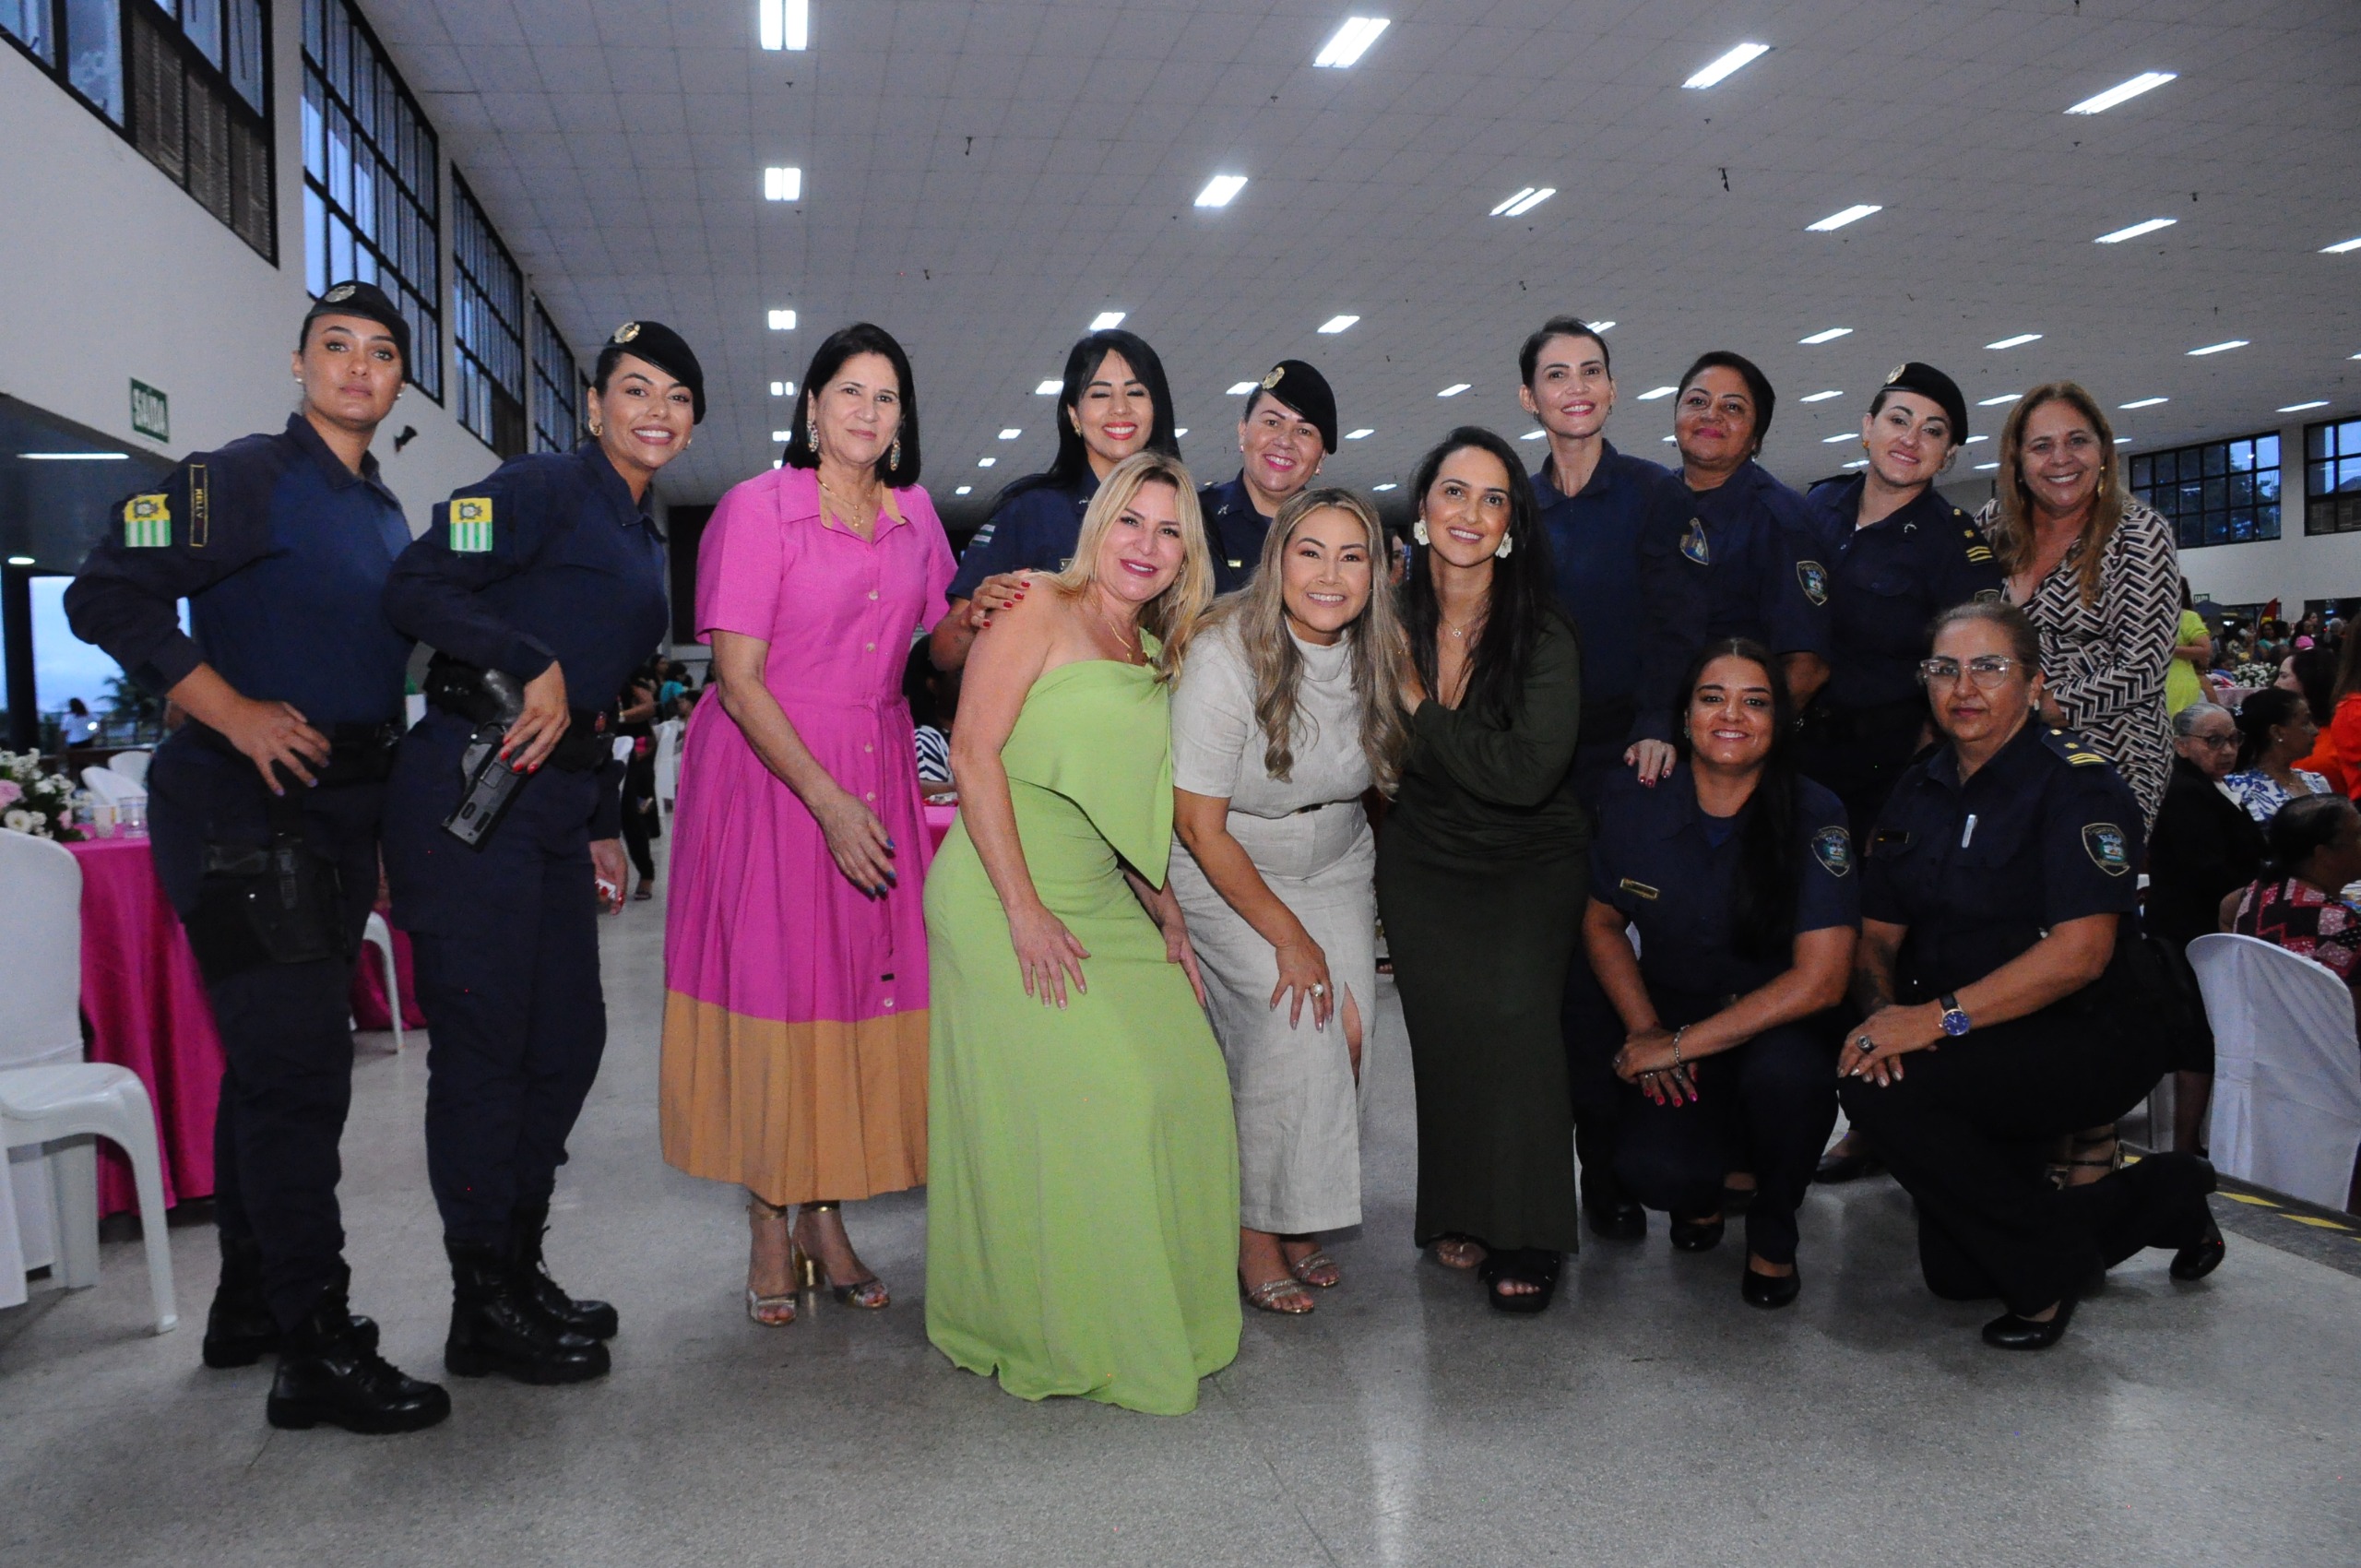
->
xmin=599 ymin=319 xmax=707 ymax=423
xmin=303 ymin=280 xmax=411 ymax=369
xmin=1877 ymin=361 xmax=1969 ymax=446
xmin=1245 ymin=359 xmax=1337 ymax=453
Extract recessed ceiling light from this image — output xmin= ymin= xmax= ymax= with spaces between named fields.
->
xmin=955 ymin=485 xmax=973 ymax=495
xmin=998 ymin=428 xmax=1020 ymax=439
xmin=1682 ymin=42 xmax=1770 ymax=89
xmin=5 ymin=555 xmax=33 ymax=565
xmin=1489 ymin=187 xmax=1555 ymax=218
xmin=1799 ymin=389 xmax=1844 ymax=403
xmin=1806 ymin=204 xmax=1882 ymax=232
xmin=2119 ymin=397 xmax=2168 ymax=410
xmin=18 ymin=451 xmax=129 ymax=460
xmin=1521 ymin=429 xmax=1547 ymax=440
xmin=2324 ymin=237 xmax=2361 ymax=255
xmin=1194 ymin=174 xmax=1248 ymax=208
xmin=2280 ymin=400 xmax=2331 ymax=412
xmin=757 ymin=0 xmax=808 ymax=52
xmin=1799 ymin=327 xmax=1852 ymax=345
xmin=1034 ymin=380 xmax=1061 ymax=395
xmin=977 ymin=457 xmax=996 ymax=467
xmin=2095 ymin=218 xmax=2176 ymax=244
xmin=1089 ymin=311 xmax=1125 ymax=330
xmin=2187 ymin=339 xmax=2248 ymax=356
xmin=769 ymin=381 xmax=791 ymax=397
xmin=1346 ymin=428 xmax=1373 ymax=440
xmin=770 ymin=430 xmax=791 ymax=443
xmin=2064 ymin=71 xmax=2177 ymax=114
xmin=1975 ymin=461 xmax=1999 ymax=470
xmin=1978 ymin=393 xmax=2021 ymax=407
xmin=1821 ymin=433 xmax=1856 ymax=444
xmin=1372 ymin=481 xmax=1397 ymax=492
xmin=762 ymin=166 xmax=801 ymax=202
xmin=1318 ymin=315 xmax=1359 ymax=334
xmin=1985 ymin=333 xmax=2043 ymax=350
xmin=1438 ymin=384 xmax=1471 ymax=398
xmin=1312 ymin=16 xmax=1389 ymax=68
xmin=766 ymin=308 xmax=796 ymax=330
xmin=1174 ymin=428 xmax=1188 ymax=436
xmin=1637 ymin=386 xmax=1678 ymax=400
xmin=1226 ymin=381 xmax=1259 ymax=396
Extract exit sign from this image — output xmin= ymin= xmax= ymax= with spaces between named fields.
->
xmin=130 ymin=379 xmax=169 ymax=443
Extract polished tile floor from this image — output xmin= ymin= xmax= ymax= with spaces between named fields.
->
xmin=6 ymin=853 xmax=2359 ymax=1567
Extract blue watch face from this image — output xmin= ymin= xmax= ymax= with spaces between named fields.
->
xmin=1940 ymin=1009 xmax=1971 ymax=1037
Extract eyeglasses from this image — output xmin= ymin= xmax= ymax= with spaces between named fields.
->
xmin=1917 ymin=655 xmax=2024 ymax=689
xmin=2186 ymin=733 xmax=2239 ymax=752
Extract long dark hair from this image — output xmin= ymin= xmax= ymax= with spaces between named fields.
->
xmin=1401 ymin=426 xmax=1558 ymax=724
xmin=997 ymin=329 xmax=1180 ymax=505
xmin=1673 ymin=637 xmax=1800 ymax=964
xmin=2233 ymin=685 xmax=2309 ymax=772
xmin=2293 ymin=643 xmax=2339 ymax=728
xmin=782 ymin=322 xmax=920 ymax=486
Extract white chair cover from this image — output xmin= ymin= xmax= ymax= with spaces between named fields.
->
xmin=79 ymin=766 xmax=144 ymax=805
xmin=108 ymin=750 xmax=152 ymax=786
xmin=2188 ymin=932 xmax=2361 ymax=1209
xmin=0 ymin=831 xmax=87 ymax=1278
xmin=652 ymin=718 xmax=683 ymax=811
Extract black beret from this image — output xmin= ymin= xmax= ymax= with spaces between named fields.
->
xmin=303 ymin=280 xmax=410 ymax=369
xmin=601 ymin=319 xmax=706 ymax=423
xmin=1247 ymin=359 xmax=1337 ymax=453
xmin=1878 ymin=362 xmax=1968 ymax=445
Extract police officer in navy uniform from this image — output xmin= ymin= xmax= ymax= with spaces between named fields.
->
xmin=1197 ymin=360 xmax=1336 ymax=594
xmin=1840 ymin=600 xmax=2222 ymax=1350
xmin=928 ymin=327 xmax=1181 ymax=671
xmin=1797 ymin=362 xmax=2002 ymax=831
xmin=1516 ymin=315 xmax=1711 ymax=1241
xmin=381 ymin=320 xmax=695 ymax=1385
xmin=64 ymin=281 xmax=448 ymax=1434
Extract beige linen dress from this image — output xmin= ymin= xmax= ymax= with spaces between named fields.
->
xmin=1168 ymin=620 xmax=1375 ymax=1234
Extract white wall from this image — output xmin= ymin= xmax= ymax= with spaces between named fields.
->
xmin=2171 ymin=421 xmax=2361 ymax=611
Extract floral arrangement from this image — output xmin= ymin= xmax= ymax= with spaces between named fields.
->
xmin=0 ymin=751 xmax=82 ymax=841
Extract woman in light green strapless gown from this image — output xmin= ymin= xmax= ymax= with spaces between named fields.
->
xmin=925 ymin=451 xmax=1240 ymax=1416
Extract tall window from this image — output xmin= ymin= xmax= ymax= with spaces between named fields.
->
xmin=452 ymin=175 xmax=526 ymax=457
xmin=3 ymin=0 xmax=275 ymax=259
xmin=2304 ymin=418 xmax=2361 ymax=537
xmin=301 ymin=0 xmax=440 ymax=399
xmin=2128 ymin=432 xmax=2281 ymax=551
xmin=530 ymin=303 xmax=582 ymax=455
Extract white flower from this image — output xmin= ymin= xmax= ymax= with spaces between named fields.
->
xmin=3 ymin=809 xmax=36 ymax=834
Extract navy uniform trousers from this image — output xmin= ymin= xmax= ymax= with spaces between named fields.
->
xmin=384 ymin=711 xmax=607 ymax=1246
xmin=1561 ymin=738 xmax=1638 ymax=1192
xmin=147 ymin=731 xmax=382 ymax=1330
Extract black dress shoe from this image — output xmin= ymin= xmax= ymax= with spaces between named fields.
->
xmin=1740 ymin=1263 xmax=1800 ymax=1309
xmin=2170 ymin=1214 xmax=2227 ymax=1281
xmin=1585 ymin=1198 xmax=1646 ymax=1241
xmin=1981 ymin=1295 xmax=2077 ymax=1350
xmin=444 ymin=1238 xmax=610 ymax=1384
xmin=204 ymin=1241 xmax=377 ymax=1368
xmin=265 ymin=1291 xmax=449 ymax=1434
xmin=1814 ymin=1147 xmax=1884 ymax=1184
xmin=1478 ymin=1249 xmax=1561 ymax=1315
xmin=510 ymin=1203 xmax=620 ymax=1340
xmin=1669 ymin=1215 xmax=1726 ymax=1253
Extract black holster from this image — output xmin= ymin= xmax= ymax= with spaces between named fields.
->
xmin=184 ymin=789 xmax=351 ymax=980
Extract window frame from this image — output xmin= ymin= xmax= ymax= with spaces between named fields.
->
xmin=2126 ymin=429 xmax=2283 ymax=552
xmin=450 ymin=171 xmax=528 ymax=457
xmin=529 ymin=301 xmax=584 ymax=456
xmin=2304 ymin=417 xmax=2361 ymax=538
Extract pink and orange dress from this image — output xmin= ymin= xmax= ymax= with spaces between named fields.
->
xmin=660 ymin=465 xmax=955 ymax=1205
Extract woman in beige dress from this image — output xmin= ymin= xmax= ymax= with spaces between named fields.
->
xmin=1169 ymin=488 xmax=1410 ymax=1313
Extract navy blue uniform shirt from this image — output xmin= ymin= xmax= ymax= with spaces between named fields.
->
xmin=1533 ymin=441 xmax=1708 ymax=745
xmin=1804 ymin=476 xmax=2004 ymax=710
xmin=1591 ymin=762 xmax=1859 ymax=1001
xmin=1196 ymin=473 xmax=1277 ymax=595
xmin=946 ymin=473 xmax=1097 ymax=600
xmin=1862 ymin=720 xmax=2142 ymax=1000
xmin=1685 ymin=460 xmax=1831 ymax=661
xmin=65 ymin=414 xmax=412 ymax=726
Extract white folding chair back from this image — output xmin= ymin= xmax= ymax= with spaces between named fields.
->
xmin=0 ymin=1063 xmax=178 ymax=1334
xmin=79 ymin=766 xmax=143 ymax=805
xmin=2188 ymin=932 xmax=2361 ymax=1209
xmin=0 ymin=833 xmax=92 ymax=1284
xmin=108 ymin=751 xmax=152 ymax=787
xmin=360 ymin=910 xmax=406 ymax=1051
xmin=652 ymin=718 xmax=683 ymax=811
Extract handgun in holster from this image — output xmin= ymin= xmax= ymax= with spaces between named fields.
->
xmin=435 ymin=663 xmax=531 ymax=849
xmin=184 ymin=780 xmax=350 ymax=980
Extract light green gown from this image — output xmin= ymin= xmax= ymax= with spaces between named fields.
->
xmin=924 ymin=651 xmax=1242 ymax=1416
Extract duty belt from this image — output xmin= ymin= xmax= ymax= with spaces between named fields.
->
xmin=189 ymin=718 xmax=398 ymax=787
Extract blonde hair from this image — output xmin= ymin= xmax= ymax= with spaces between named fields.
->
xmin=1988 ymin=382 xmax=2123 ymax=607
xmin=1183 ymin=487 xmax=1411 ymax=792
xmin=1047 ymin=449 xmax=1212 ymax=676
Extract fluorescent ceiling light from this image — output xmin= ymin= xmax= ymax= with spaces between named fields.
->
xmin=770 ymin=430 xmax=791 ymax=443
xmin=977 ymin=457 xmax=996 ymax=468
xmin=767 ymin=308 xmax=797 ymax=330
xmin=757 ymin=0 xmax=808 ymax=51
xmin=1589 ymin=321 xmax=1615 ymax=331
xmin=763 ymin=166 xmax=801 ymax=201
xmin=1089 ymin=311 xmax=1126 ymax=330
xmin=1194 ymin=174 xmax=1248 ymax=208
xmin=1637 ymin=386 xmax=1677 ymax=400
xmin=2095 ymin=218 xmax=2176 ymax=244
xmin=1975 ymin=461 xmax=1999 ymax=470
xmin=5 ymin=555 xmax=33 ymax=565
xmin=1843 ymin=459 xmax=1869 ymax=469
xmin=1799 ymin=389 xmax=1844 ymax=402
xmin=769 ymin=381 xmax=790 ymax=397
xmin=1661 ymin=434 xmax=1678 ymax=443
xmin=1806 ymin=204 xmax=1882 ymax=232
xmin=1034 ymin=379 xmax=1061 ymax=395
xmin=2188 ymin=339 xmax=2248 ymax=355
xmin=2064 ymin=71 xmax=2176 ymax=114
xmin=1345 ymin=428 xmax=1373 ymax=440
xmin=1371 ymin=481 xmax=1397 ymax=492
xmin=954 ymin=485 xmax=973 ymax=495
xmin=1798 ymin=327 xmax=1852 ymax=345
xmin=1174 ymin=428 xmax=1188 ymax=437
xmin=2280 ymin=400 xmax=2331 ymax=412
xmin=1227 ymin=381 xmax=1259 ymax=396
xmin=1964 ymin=435 xmax=1988 ymax=444
xmin=18 ymin=450 xmax=129 ymax=460
xmin=998 ymin=428 xmax=1020 ymax=440
xmin=2324 ymin=237 xmax=2361 ymax=255
xmin=1985 ymin=333 xmax=2043 ymax=350
xmin=1489 ymin=186 xmax=1555 ymax=218
xmin=1521 ymin=429 xmax=1547 ymax=441
xmin=1978 ymin=393 xmax=2021 ymax=407
xmin=1318 ymin=315 xmax=1359 ymax=333
xmin=1438 ymin=383 xmax=1471 ymax=398
xmin=1821 ymin=433 xmax=1856 ymax=444
xmin=2119 ymin=397 xmax=2168 ymax=410
xmin=1313 ymin=17 xmax=1389 ymax=68
xmin=1683 ymin=42 xmax=1769 ymax=89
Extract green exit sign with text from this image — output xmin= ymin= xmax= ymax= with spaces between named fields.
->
xmin=130 ymin=379 xmax=169 ymax=444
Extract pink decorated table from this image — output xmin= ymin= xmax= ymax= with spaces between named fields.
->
xmin=924 ymin=800 xmax=956 ymax=854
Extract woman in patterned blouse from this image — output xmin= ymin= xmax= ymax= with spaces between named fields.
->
xmin=1977 ymin=384 xmax=2181 ymax=834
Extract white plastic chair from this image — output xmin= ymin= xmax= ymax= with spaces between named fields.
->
xmin=80 ymin=766 xmax=145 ymax=806
xmin=652 ymin=718 xmax=682 ymax=813
xmin=0 ymin=1065 xmax=178 ymax=1334
xmin=360 ymin=911 xmax=405 ymax=1052
xmin=108 ymin=750 xmax=152 ymax=787
xmin=0 ymin=832 xmax=85 ymax=1274
xmin=2188 ymin=932 xmax=2361 ymax=1210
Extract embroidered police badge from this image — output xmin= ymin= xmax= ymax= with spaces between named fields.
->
xmin=2082 ymin=822 xmax=2130 ymax=874
xmin=1810 ymin=826 xmax=1854 ymax=876
xmin=449 ymin=496 xmax=495 ymax=552
xmin=1797 ymin=558 xmax=1829 ymax=605
xmin=325 ymin=282 xmax=358 ymax=303
xmin=123 ymin=493 xmax=172 ymax=548
xmin=1680 ymin=518 xmax=1711 ymax=565
xmin=1886 ymin=363 xmax=1906 ymax=385
xmin=611 ymin=321 xmax=642 ymax=344
xmin=1261 ymin=366 xmax=1285 ymax=390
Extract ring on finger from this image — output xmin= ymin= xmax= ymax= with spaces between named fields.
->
xmin=1310 ymin=982 xmax=1326 ymax=998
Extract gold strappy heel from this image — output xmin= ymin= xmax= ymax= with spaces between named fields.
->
xmin=745 ymin=1196 xmax=799 ymax=1326
xmin=794 ymin=1201 xmax=889 ymax=1309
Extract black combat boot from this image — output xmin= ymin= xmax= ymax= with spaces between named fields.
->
xmin=443 ymin=1237 xmax=610 ymax=1384
xmin=509 ymin=1203 xmax=619 ymax=1340
xmin=264 ymin=1284 xmax=449 ymax=1434
xmin=204 ymin=1236 xmax=377 ymax=1368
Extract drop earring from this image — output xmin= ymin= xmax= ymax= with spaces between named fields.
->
xmin=889 ymin=435 xmax=902 ymax=469
xmin=1412 ymin=519 xmax=1430 ymax=546
xmin=1494 ymin=532 xmax=1513 ymax=559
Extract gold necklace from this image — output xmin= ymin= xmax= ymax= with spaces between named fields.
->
xmin=814 ymin=474 xmax=881 ymax=533
xmin=1099 ymin=607 xmax=1143 ymax=661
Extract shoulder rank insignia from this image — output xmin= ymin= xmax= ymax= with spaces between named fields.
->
xmin=449 ymin=495 xmax=496 ymax=552
xmin=1796 ymin=558 xmax=1828 ymax=606
xmin=1810 ymin=825 xmax=1854 ymax=877
xmin=1680 ymin=517 xmax=1711 ymax=565
xmin=1618 ymin=877 xmax=1660 ymax=900
xmin=2082 ymin=822 xmax=2130 ymax=875
xmin=123 ymin=493 xmax=172 ymax=548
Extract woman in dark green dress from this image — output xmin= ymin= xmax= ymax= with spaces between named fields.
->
xmin=1378 ymin=425 xmax=1585 ymax=1313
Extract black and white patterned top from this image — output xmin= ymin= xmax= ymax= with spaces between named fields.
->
xmin=1975 ymin=496 xmax=2181 ymax=833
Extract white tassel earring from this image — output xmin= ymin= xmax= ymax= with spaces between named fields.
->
xmin=1413 ymin=519 xmax=1430 ymax=546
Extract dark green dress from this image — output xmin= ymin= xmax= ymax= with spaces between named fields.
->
xmin=1376 ymin=613 xmax=1586 ymax=1253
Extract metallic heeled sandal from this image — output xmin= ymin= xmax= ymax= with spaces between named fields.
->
xmin=795 ymin=1201 xmax=889 ymax=1309
xmin=744 ymin=1197 xmax=799 ymax=1326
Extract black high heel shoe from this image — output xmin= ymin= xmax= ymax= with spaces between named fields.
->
xmin=1981 ymin=1295 xmax=2077 ymax=1350
xmin=1668 ymin=1214 xmax=1726 ymax=1253
xmin=2170 ymin=1213 xmax=2227 ymax=1281
xmin=1740 ymin=1260 xmax=1800 ymax=1310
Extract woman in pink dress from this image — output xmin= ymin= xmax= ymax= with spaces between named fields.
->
xmin=661 ymin=324 xmax=955 ymax=1324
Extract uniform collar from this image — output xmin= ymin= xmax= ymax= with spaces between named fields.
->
xmin=1532 ymin=438 xmax=1626 ymax=508
xmin=1928 ymin=714 xmax=2044 ymax=793
xmin=1212 ymin=471 xmax=1264 ymax=517
xmin=574 ymin=439 xmax=660 ymax=535
xmin=1823 ymin=474 xmax=1948 ymax=537
xmin=281 ymin=412 xmax=395 ymax=502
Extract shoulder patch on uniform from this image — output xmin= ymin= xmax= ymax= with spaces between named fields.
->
xmin=2040 ymin=726 xmax=2109 ymax=767
xmin=1680 ymin=518 xmax=1711 ymax=565
xmin=1810 ymin=825 xmax=1854 ymax=876
xmin=1618 ymin=877 xmax=1661 ymax=900
xmin=448 ymin=495 xmax=495 ymax=552
xmin=1796 ymin=559 xmax=1828 ymax=605
xmin=2082 ymin=822 xmax=2130 ymax=875
xmin=122 ymin=493 xmax=172 ymax=548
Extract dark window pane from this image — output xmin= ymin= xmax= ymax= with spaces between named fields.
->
xmin=2130 ymin=456 xmax=2150 ymax=488
xmin=2257 ymin=469 xmax=2281 ymax=504
xmin=2230 ymin=472 xmax=2253 ymax=508
xmin=2260 ymin=502 xmax=2281 ymax=539
xmin=2202 ymin=443 xmax=2227 ymax=478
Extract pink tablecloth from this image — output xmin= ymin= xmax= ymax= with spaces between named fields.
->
xmin=924 ymin=801 xmax=956 ymax=853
